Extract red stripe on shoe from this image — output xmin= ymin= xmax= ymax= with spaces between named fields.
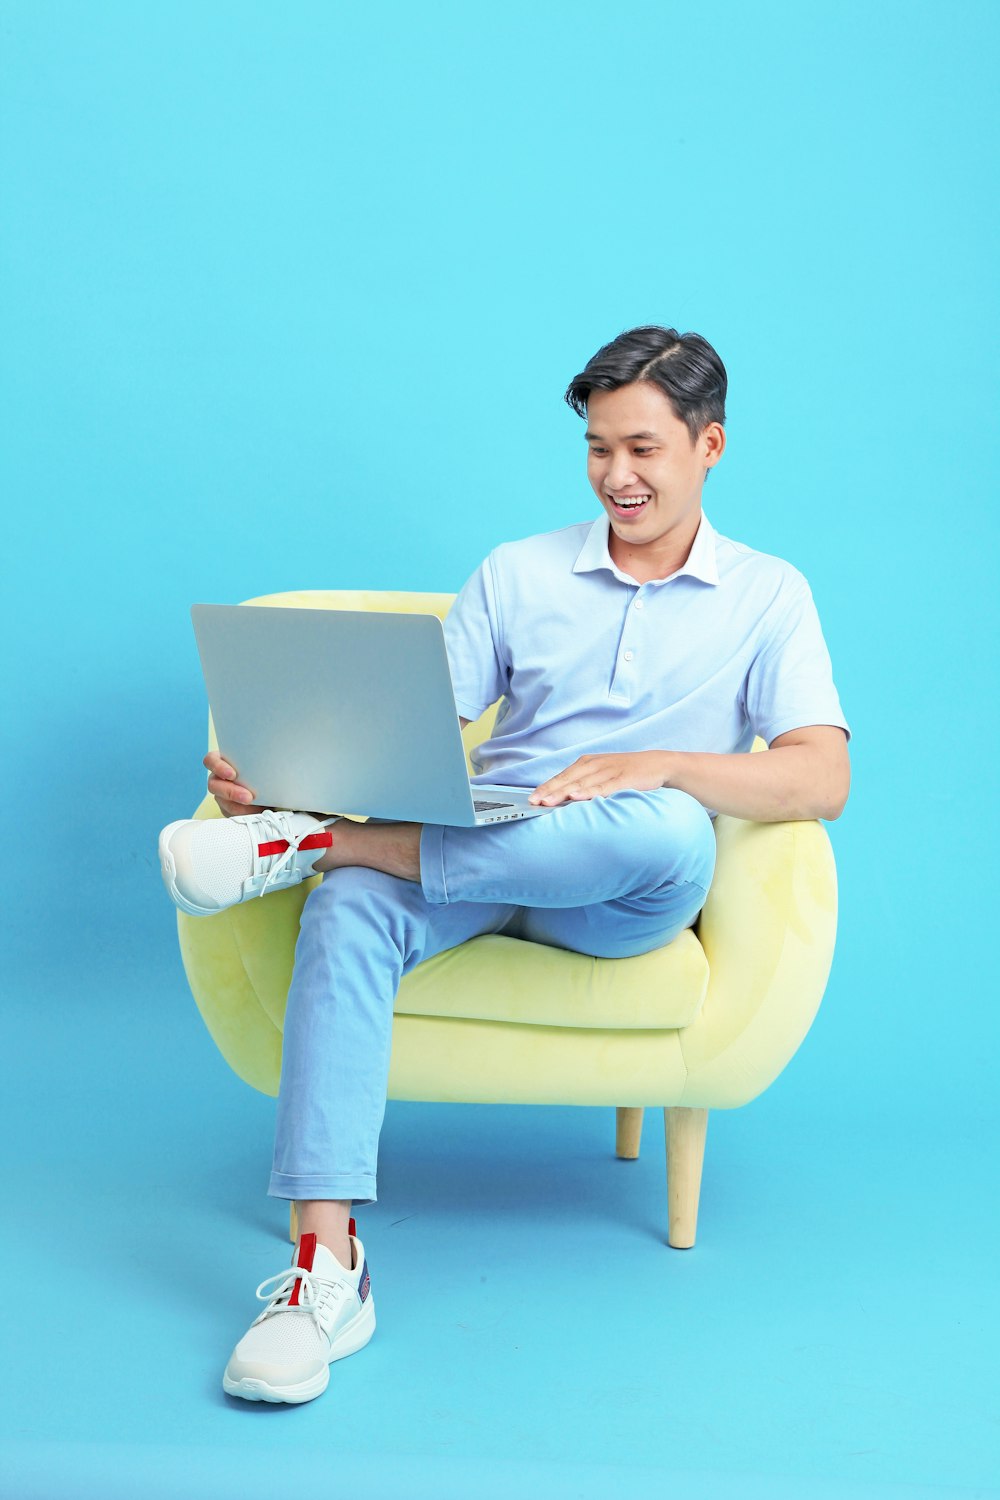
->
xmin=289 ymin=1231 xmax=317 ymax=1306
xmin=257 ymin=831 xmax=334 ymax=858
xmin=299 ymin=831 xmax=334 ymax=850
xmin=348 ymin=1217 xmax=357 ymax=1238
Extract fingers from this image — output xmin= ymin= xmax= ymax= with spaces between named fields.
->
xmin=534 ymin=782 xmax=604 ymax=805
xmin=529 ymin=752 xmax=667 ymax=806
xmin=212 ymin=785 xmax=264 ymax=817
xmin=203 ymin=750 xmax=259 ymax=812
xmin=204 ymin=750 xmax=238 ymax=779
xmin=530 ymin=759 xmax=609 ymax=805
xmin=528 ymin=778 xmax=566 ymax=806
xmin=529 ymin=754 xmax=644 ymax=805
xmin=209 ymin=777 xmax=258 ymax=807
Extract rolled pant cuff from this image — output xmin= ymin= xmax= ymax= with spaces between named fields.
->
xmin=419 ymin=822 xmax=449 ymax=905
xmin=268 ymin=1171 xmax=377 ymax=1206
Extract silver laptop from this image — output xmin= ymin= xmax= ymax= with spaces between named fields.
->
xmin=190 ymin=604 xmax=554 ymax=827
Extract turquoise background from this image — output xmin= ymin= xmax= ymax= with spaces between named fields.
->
xmin=2 ymin=3 xmax=997 ymax=1496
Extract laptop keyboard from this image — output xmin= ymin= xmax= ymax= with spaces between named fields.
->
xmin=473 ymin=799 xmax=514 ymax=812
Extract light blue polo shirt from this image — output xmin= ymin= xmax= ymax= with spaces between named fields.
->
xmin=443 ymin=512 xmax=849 ymax=790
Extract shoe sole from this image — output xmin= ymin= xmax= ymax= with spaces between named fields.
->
xmin=222 ymin=1295 xmax=376 ymax=1404
xmin=158 ymin=821 xmax=222 ymax=918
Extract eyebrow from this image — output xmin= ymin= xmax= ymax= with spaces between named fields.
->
xmin=584 ymin=429 xmax=661 ymax=442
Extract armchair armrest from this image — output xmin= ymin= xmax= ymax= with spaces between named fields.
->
xmin=678 ymin=814 xmax=838 ymax=1106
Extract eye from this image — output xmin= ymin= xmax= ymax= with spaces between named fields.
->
xmin=633 ymin=447 xmax=654 ymax=455
xmin=588 ymin=447 xmax=608 ymax=457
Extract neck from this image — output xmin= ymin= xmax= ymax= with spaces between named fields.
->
xmin=608 ymin=508 xmax=703 ymax=584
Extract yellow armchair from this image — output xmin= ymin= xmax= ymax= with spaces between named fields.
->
xmin=176 ymin=590 xmax=838 ymax=1249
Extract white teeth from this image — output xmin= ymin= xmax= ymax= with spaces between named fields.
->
xmin=613 ymin=496 xmax=650 ymax=508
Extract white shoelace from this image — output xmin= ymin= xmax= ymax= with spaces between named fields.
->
xmin=249 ymin=811 xmax=340 ymax=899
xmin=253 ymin=1265 xmax=349 ymax=1329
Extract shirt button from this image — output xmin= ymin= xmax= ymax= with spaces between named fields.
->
xmin=623 ymin=650 xmax=634 ymax=662
xmin=634 ymin=597 xmax=644 ymax=610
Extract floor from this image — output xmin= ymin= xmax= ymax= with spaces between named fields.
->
xmin=3 ymin=954 xmax=996 ymax=1500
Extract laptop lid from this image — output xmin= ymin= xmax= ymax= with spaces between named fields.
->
xmin=190 ymin=603 xmax=483 ymax=826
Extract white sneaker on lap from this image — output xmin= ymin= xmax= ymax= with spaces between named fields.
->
xmin=158 ymin=809 xmax=338 ymax=917
xmin=223 ymin=1230 xmax=375 ymax=1405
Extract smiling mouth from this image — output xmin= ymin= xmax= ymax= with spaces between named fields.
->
xmin=608 ymin=493 xmax=651 ymax=518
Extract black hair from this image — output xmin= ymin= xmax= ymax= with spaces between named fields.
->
xmin=564 ymin=325 xmax=727 ymax=448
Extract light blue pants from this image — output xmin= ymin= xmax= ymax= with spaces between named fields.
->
xmin=269 ymin=788 xmax=716 ymax=1205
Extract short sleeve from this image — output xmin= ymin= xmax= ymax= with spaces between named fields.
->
xmin=443 ymin=554 xmax=510 ymax=720
xmin=744 ymin=576 xmax=851 ymax=745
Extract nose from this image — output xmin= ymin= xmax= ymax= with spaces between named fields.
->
xmin=606 ymin=453 xmax=639 ymax=492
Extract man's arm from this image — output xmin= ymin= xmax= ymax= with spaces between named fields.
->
xmin=529 ymin=725 xmax=851 ymax=823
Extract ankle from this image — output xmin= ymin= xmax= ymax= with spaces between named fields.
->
xmin=311 ymin=818 xmax=356 ymax=873
xmin=296 ymin=1200 xmax=354 ymax=1271
xmin=315 ymin=819 xmax=422 ymax=882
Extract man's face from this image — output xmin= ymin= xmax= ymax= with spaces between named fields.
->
xmin=584 ymin=382 xmax=723 ymax=559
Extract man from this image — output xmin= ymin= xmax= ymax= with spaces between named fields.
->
xmin=160 ymin=325 xmax=850 ymax=1405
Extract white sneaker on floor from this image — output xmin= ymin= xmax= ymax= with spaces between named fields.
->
xmin=159 ymin=809 xmax=338 ymax=917
xmin=223 ymin=1230 xmax=375 ymax=1404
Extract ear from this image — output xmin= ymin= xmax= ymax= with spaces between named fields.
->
xmin=701 ymin=422 xmax=726 ymax=469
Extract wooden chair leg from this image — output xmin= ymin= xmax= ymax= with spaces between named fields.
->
xmin=289 ymin=1201 xmax=299 ymax=1245
xmin=664 ymin=1106 xmax=709 ymax=1249
xmin=616 ymin=1106 xmax=645 ymax=1159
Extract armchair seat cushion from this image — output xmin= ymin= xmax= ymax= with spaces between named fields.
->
xmin=394 ymin=928 xmax=709 ymax=1030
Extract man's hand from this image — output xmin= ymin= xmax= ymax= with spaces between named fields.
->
xmin=204 ymin=750 xmax=263 ymax=818
xmin=529 ymin=752 xmax=669 ymax=806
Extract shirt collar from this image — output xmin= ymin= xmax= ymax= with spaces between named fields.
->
xmin=572 ymin=511 xmax=720 ymax=587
